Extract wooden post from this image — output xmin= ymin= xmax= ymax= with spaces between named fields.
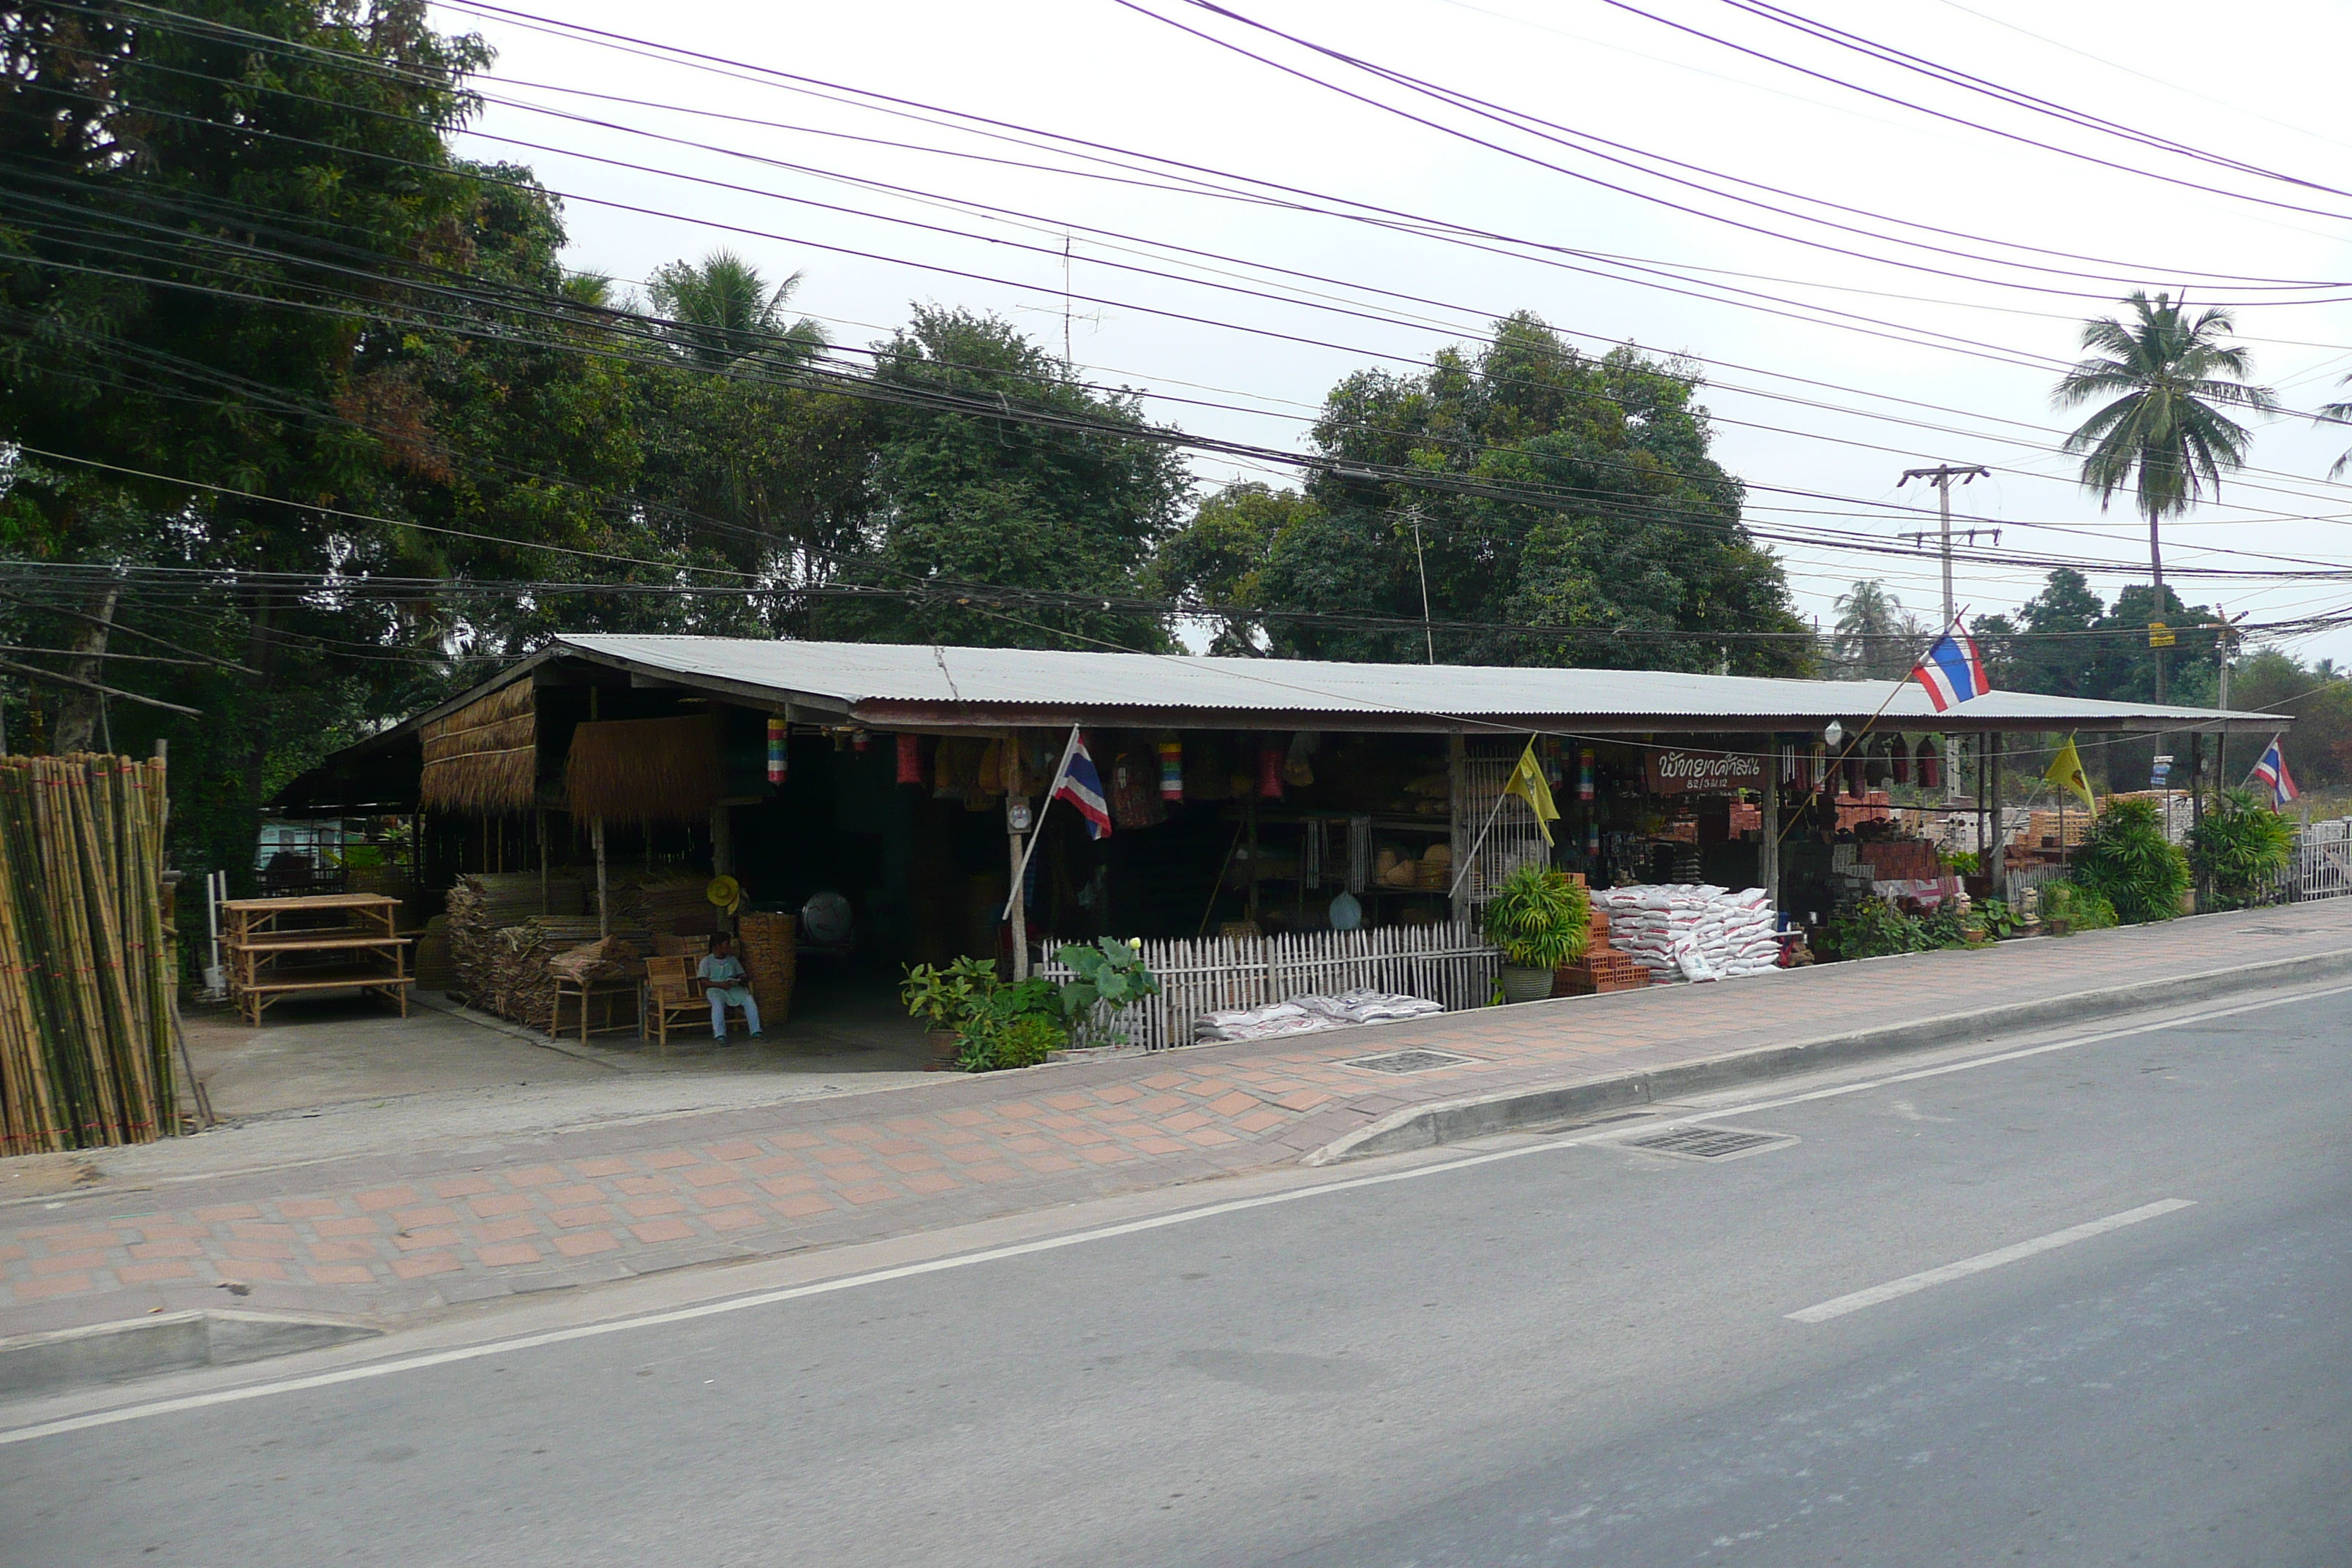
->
xmin=710 ymin=804 xmax=733 ymax=878
xmin=537 ymin=810 xmax=549 ymax=916
xmin=1447 ymin=733 xmax=1469 ymax=926
xmin=1760 ymin=758 xmax=1779 ymax=908
xmin=593 ymin=817 xmax=609 ymax=938
xmin=1007 ymin=815 xmax=1030 ymax=981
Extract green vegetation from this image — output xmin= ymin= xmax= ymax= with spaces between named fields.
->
xmin=2039 ymin=881 xmax=2119 ymax=934
xmin=1480 ymin=865 xmax=1592 ymax=969
xmin=2188 ymin=788 xmax=2296 ymax=909
xmin=2069 ymin=798 xmax=2191 ymax=924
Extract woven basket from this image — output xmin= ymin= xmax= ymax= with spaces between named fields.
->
xmin=737 ymin=911 xmax=797 ymax=1028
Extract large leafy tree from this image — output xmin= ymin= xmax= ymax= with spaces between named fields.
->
xmin=1159 ymin=312 xmax=1808 ymax=671
xmin=2052 ymin=293 xmax=2274 ymax=699
xmin=810 ymin=307 xmax=1189 ymax=649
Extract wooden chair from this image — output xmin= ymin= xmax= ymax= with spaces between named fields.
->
xmin=643 ymin=954 xmax=704 ymax=1052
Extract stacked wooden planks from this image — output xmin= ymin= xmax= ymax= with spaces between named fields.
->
xmin=0 ymin=754 xmax=177 ymax=1154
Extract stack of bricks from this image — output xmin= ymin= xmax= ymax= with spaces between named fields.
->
xmin=1553 ymin=948 xmax=1651 ymax=996
xmin=1857 ymin=840 xmax=1942 ymax=881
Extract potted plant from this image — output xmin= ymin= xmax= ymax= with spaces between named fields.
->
xmin=1052 ymin=937 xmax=1161 ymax=1047
xmin=900 ymin=954 xmax=998 ymax=1069
xmin=1482 ymin=864 xmax=1590 ymax=1003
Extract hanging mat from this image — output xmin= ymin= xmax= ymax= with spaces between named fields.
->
xmin=565 ymin=713 xmax=725 ymax=822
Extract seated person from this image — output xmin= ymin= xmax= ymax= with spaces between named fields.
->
xmin=696 ymin=933 xmax=763 ymax=1042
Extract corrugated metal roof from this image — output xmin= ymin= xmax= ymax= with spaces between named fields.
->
xmin=553 ymin=635 xmax=2280 ymax=731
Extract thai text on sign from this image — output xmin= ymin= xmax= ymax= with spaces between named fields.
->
xmin=1644 ymin=748 xmax=1767 ymax=795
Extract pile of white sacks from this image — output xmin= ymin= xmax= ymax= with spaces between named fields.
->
xmin=1192 ymin=989 xmax=1444 ymax=1044
xmin=1594 ymin=883 xmax=1780 ymax=983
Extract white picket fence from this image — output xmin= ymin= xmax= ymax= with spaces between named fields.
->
xmin=2289 ymin=818 xmax=2352 ymax=902
xmin=1037 ymin=924 xmax=1502 ymax=1051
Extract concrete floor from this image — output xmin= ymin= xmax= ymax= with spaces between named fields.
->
xmin=136 ymin=975 xmax=943 ymax=1183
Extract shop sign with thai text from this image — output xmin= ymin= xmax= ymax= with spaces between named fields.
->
xmin=1644 ymin=748 xmax=1767 ymax=795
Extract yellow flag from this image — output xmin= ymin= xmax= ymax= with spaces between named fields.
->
xmin=1505 ymin=739 xmax=1560 ymax=845
xmin=2043 ymin=734 xmax=2095 ymax=813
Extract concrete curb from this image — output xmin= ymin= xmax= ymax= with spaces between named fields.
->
xmin=0 ymin=1309 xmax=382 ymax=1402
xmin=1305 ymin=946 xmax=2352 ymax=1165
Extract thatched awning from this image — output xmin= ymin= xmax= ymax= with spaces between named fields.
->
xmin=420 ymin=681 xmax=537 ymax=814
xmin=565 ymin=713 xmax=723 ymax=823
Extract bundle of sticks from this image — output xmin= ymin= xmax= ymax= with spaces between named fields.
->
xmin=0 ymin=754 xmax=178 ymax=1153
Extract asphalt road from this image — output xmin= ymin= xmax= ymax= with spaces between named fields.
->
xmin=6 ymin=981 xmax=2348 ymax=1567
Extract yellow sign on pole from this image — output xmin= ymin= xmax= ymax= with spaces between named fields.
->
xmin=2147 ymin=622 xmax=2176 ymax=649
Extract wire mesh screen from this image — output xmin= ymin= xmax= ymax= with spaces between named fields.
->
xmin=1454 ymin=745 xmax=1551 ymax=905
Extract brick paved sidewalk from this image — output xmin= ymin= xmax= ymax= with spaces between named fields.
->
xmin=6 ymin=904 xmax=2348 ymax=1335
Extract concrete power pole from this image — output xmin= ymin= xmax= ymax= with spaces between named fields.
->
xmin=1899 ymin=464 xmax=1992 ymax=804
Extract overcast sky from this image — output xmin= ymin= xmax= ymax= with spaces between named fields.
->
xmin=434 ymin=0 xmax=2352 ymax=671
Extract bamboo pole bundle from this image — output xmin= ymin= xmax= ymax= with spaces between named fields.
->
xmin=0 ymin=753 xmax=178 ymax=1154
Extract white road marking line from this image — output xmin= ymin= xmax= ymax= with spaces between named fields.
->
xmin=1786 ymin=1199 xmax=2197 ymax=1324
xmin=1 ymin=981 xmax=2342 ymax=1447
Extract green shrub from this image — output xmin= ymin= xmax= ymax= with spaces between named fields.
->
xmin=2189 ymin=787 xmax=2295 ymax=909
xmin=1480 ymin=864 xmax=1591 ymax=968
xmin=2070 ymin=798 xmax=2189 ymax=923
xmin=2041 ymin=880 xmax=2119 ymax=932
xmin=1974 ymin=898 xmax=2022 ymax=939
xmin=957 ymin=1011 xmax=1066 ymax=1072
xmin=1818 ymin=899 xmax=1929 ymax=960
xmin=1942 ymin=849 xmax=1980 ymax=875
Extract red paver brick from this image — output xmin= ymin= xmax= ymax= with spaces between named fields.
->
xmin=1137 ymin=1094 xmax=1186 ymax=1115
xmin=227 ymin=1259 xmax=287 ymax=1281
xmin=1134 ymin=1137 xmax=1188 ymax=1155
xmin=882 ymin=1153 xmax=943 ymax=1174
xmin=127 ymin=1239 xmax=203 ymax=1260
xmin=502 ymin=1166 xmax=565 ymax=1187
xmin=12 ymin=1274 xmax=95 ymax=1301
xmin=474 ymin=1218 xmax=541 ymax=1243
xmin=758 ymin=1175 xmax=821 ymax=1197
xmin=940 ymin=1108 xmax=990 ymax=1128
xmin=1142 ymin=1073 xmax=1188 ymax=1090
xmin=391 ymin=1229 xmax=461 ymax=1252
xmin=548 ymin=1205 xmax=614 ymax=1228
xmin=1185 ymin=1128 xmax=1240 ymax=1147
xmin=831 ymin=1124 xmax=881 ymax=1144
xmin=837 ymin=1183 xmax=897 ymax=1206
xmin=944 ymin=1143 xmax=1006 ymax=1164
xmin=823 ymin=1164 xmax=882 ymax=1185
xmin=1003 ymin=1136 xmax=1052 ymax=1156
xmin=117 ymin=1260 xmax=194 ymax=1284
xmin=1096 ymin=1084 xmax=1142 ymax=1104
xmin=127 ymin=1223 xmax=208 ymax=1242
xmin=704 ymin=1207 xmax=766 ymax=1232
xmin=475 ymin=1243 xmax=543 ymax=1267
xmin=1205 ymin=1091 xmax=1260 ymax=1117
xmin=811 ymin=1145 xmax=868 ymax=1166
xmin=1235 ymin=1109 xmax=1289 ymax=1134
xmin=680 ymin=1166 xmax=743 ymax=1188
xmin=432 ymin=1175 xmax=497 ymax=1199
xmin=542 ymin=1185 xmax=604 ymax=1207
xmin=276 ymin=1199 xmax=345 ymax=1220
xmin=703 ymin=1139 xmax=761 ymax=1161
xmin=31 ymin=1251 xmax=110 ymax=1276
xmin=1081 ymin=1146 xmax=1132 ymax=1165
xmin=0 ymin=1245 xmax=23 ymax=1262
xmin=774 ymin=1131 xmax=826 ymax=1149
xmin=643 ymin=1150 xmax=701 ymax=1170
xmin=391 ymin=1206 xmax=462 ymax=1230
xmin=622 ymin=1196 xmax=687 ymax=1218
xmin=470 ymin=1194 xmax=535 ymax=1218
xmin=314 ymin=1216 xmax=382 ymax=1238
xmin=573 ymin=1157 xmax=634 ymax=1177
xmin=1275 ymin=1089 xmax=1331 ymax=1112
xmin=354 ymin=1187 xmax=420 ymax=1212
xmin=1161 ymin=1112 xmax=1211 ymax=1133
xmin=693 ymin=1186 xmax=757 ymax=1209
xmin=193 ymin=1204 xmax=262 ymax=1222
xmin=308 ymin=1240 xmax=379 ymax=1263
xmin=1046 ymin=1093 xmax=1095 ymax=1112
xmin=612 ymin=1175 xmax=673 ymax=1196
xmin=630 ymin=1218 xmax=696 ymax=1243
xmin=391 ymin=1253 xmax=461 ymax=1279
xmin=885 ymin=1117 xmax=932 ymax=1134
xmin=966 ymin=1163 xmax=1023 ymax=1183
xmin=1022 ymin=1156 xmax=1079 ymax=1174
xmin=229 ymin=1220 xmax=298 ymax=1240
xmin=308 ymin=1264 xmax=375 ymax=1285
xmin=773 ymin=1194 xmax=833 ymax=1218
xmin=1052 ymin=1127 xmax=1112 ymax=1147
xmin=870 ymin=1137 xmax=924 ymax=1157
xmin=1038 ymin=1114 xmax=1084 ymax=1131
xmin=552 ymin=1230 xmax=620 ymax=1257
xmin=745 ymin=1156 xmax=804 ymax=1177
xmin=904 ymin=1172 xmax=961 ymax=1194
xmin=224 ymin=1240 xmax=300 ymax=1261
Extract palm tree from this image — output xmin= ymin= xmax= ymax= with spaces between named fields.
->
xmin=2318 ymin=377 xmax=2352 ymax=479
xmin=1831 ymin=579 xmax=1922 ymax=681
xmin=2052 ymin=292 xmax=2275 ymax=700
xmin=643 ymin=250 xmax=823 ymax=369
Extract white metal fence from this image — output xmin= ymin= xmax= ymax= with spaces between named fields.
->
xmin=2289 ymin=818 xmax=2352 ymax=902
xmin=1038 ymin=924 xmax=1502 ymax=1051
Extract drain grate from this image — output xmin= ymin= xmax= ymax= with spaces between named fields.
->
xmin=1339 ymin=1048 xmax=1479 ymax=1074
xmin=2245 ymin=925 xmax=2314 ymax=936
xmin=1627 ymin=1126 xmax=1794 ymax=1161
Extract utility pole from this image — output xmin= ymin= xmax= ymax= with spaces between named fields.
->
xmin=2202 ymin=608 xmax=2247 ymax=793
xmin=1899 ymin=463 xmax=1990 ymax=804
xmin=1408 ymin=507 xmax=1436 ymax=665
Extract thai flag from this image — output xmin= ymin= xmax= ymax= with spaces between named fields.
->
xmin=1910 ymin=621 xmax=1991 ymax=713
xmin=2250 ymin=734 xmax=2299 ymax=810
xmin=1054 ymin=731 xmax=1114 ymax=839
